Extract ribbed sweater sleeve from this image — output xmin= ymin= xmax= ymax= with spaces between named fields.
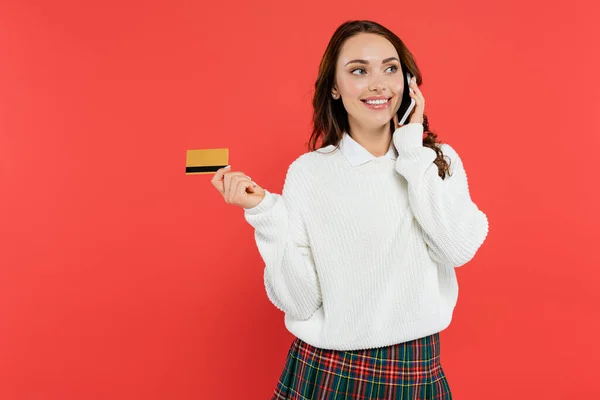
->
xmin=393 ymin=123 xmax=489 ymax=267
xmin=243 ymin=162 xmax=322 ymax=320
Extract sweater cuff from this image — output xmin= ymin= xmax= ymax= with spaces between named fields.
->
xmin=244 ymin=189 xmax=277 ymax=215
xmin=392 ymin=122 xmax=424 ymax=152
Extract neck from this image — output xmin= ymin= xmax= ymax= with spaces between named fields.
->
xmin=348 ymin=120 xmax=393 ymax=157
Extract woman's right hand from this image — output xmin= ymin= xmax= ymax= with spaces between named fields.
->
xmin=211 ymin=166 xmax=266 ymax=209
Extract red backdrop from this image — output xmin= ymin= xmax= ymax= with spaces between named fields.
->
xmin=1 ymin=1 xmax=599 ymax=399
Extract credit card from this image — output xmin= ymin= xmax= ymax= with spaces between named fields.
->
xmin=185 ymin=148 xmax=229 ymax=174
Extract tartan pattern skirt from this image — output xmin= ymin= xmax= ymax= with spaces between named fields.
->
xmin=271 ymin=333 xmax=452 ymax=399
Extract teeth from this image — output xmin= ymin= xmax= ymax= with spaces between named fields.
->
xmin=365 ymin=99 xmax=388 ymax=105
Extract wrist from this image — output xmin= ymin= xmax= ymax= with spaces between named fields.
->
xmin=244 ymin=190 xmax=274 ymax=214
xmin=393 ymin=122 xmax=424 ymax=152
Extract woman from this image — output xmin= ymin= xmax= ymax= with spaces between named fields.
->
xmin=211 ymin=20 xmax=488 ymax=399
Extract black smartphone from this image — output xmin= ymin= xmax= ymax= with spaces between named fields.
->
xmin=397 ymin=71 xmax=416 ymax=125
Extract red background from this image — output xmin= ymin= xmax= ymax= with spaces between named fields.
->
xmin=1 ymin=0 xmax=599 ymax=398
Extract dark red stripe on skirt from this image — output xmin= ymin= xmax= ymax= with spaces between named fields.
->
xmin=272 ymin=333 xmax=452 ymax=399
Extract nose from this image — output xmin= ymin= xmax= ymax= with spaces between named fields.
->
xmin=368 ymin=73 xmax=385 ymax=92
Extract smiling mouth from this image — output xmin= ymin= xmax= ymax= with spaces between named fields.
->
xmin=361 ymin=98 xmax=392 ymax=105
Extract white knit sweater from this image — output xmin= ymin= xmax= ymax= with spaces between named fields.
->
xmin=244 ymin=122 xmax=489 ymax=351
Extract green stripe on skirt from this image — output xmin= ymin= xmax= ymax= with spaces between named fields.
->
xmin=271 ymin=333 xmax=452 ymax=399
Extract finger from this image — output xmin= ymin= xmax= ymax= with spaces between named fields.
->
xmin=224 ymin=171 xmax=244 ymax=201
xmin=223 ymin=171 xmax=234 ymax=202
xmin=409 ymin=85 xmax=421 ymax=99
xmin=228 ymin=175 xmax=240 ymax=204
xmin=409 ymin=91 xmax=424 ymax=108
xmin=241 ymin=176 xmax=258 ymax=197
xmin=241 ymin=179 xmax=255 ymax=195
xmin=410 ymin=82 xmax=425 ymax=102
xmin=228 ymin=174 xmax=253 ymax=204
xmin=232 ymin=176 xmax=255 ymax=203
xmin=212 ymin=165 xmax=230 ymax=182
xmin=212 ymin=176 xmax=225 ymax=195
xmin=211 ymin=165 xmax=230 ymax=194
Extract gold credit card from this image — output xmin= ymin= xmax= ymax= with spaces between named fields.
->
xmin=185 ymin=148 xmax=229 ymax=174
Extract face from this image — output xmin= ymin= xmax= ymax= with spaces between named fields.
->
xmin=332 ymin=33 xmax=404 ymax=132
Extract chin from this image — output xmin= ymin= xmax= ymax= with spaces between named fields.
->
xmin=349 ymin=110 xmax=394 ymax=130
xmin=359 ymin=120 xmax=392 ymax=132
xmin=370 ymin=114 xmax=395 ymax=128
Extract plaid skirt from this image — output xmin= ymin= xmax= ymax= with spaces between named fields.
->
xmin=271 ymin=333 xmax=452 ymax=399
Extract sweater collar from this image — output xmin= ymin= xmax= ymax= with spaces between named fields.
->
xmin=338 ymin=131 xmax=397 ymax=167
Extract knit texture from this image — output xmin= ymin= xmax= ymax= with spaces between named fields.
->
xmin=244 ymin=123 xmax=489 ymax=351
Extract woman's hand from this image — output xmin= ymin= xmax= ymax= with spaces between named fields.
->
xmin=393 ymin=76 xmax=425 ymax=130
xmin=211 ymin=166 xmax=266 ymax=209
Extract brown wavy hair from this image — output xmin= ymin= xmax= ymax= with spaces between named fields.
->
xmin=308 ymin=20 xmax=451 ymax=179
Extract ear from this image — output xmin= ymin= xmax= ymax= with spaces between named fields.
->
xmin=331 ymin=86 xmax=339 ymax=99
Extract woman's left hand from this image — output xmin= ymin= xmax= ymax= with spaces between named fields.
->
xmin=393 ymin=76 xmax=425 ymax=130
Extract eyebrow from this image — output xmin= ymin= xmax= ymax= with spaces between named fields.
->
xmin=344 ymin=57 xmax=399 ymax=67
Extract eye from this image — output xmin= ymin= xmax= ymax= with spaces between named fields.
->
xmin=350 ymin=68 xmax=366 ymax=75
xmin=385 ymin=65 xmax=399 ymax=73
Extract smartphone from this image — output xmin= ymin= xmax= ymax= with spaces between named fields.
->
xmin=397 ymin=71 xmax=416 ymax=125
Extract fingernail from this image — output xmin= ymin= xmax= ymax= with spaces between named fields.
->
xmin=252 ymin=181 xmax=257 ymax=186
xmin=224 ymin=165 xmax=231 ymax=169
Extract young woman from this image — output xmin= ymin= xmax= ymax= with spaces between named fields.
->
xmin=211 ymin=19 xmax=488 ymax=399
